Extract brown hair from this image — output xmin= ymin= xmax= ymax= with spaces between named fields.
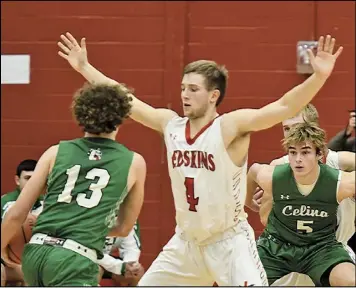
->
xmin=183 ymin=60 xmax=228 ymax=106
xmin=282 ymin=122 xmax=327 ymax=156
xmin=300 ymin=103 xmax=319 ymax=124
xmin=71 ymin=83 xmax=133 ymax=134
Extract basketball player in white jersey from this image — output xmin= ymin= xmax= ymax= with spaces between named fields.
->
xmin=58 ymin=32 xmax=343 ymax=286
xmin=253 ymin=103 xmax=355 ymax=286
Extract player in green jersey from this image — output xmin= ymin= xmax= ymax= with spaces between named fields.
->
xmin=1 ymin=83 xmax=147 ymax=286
xmin=246 ymin=122 xmax=355 ymax=286
xmin=1 ymin=159 xmax=43 ymax=286
xmin=252 ymin=104 xmax=355 ymax=286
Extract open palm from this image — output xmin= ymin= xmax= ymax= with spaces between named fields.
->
xmin=308 ymin=35 xmax=343 ymax=79
xmin=58 ymin=32 xmax=88 ymax=72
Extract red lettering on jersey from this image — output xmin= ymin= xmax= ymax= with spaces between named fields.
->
xmin=190 ymin=151 xmax=198 ymax=168
xmin=172 ymin=150 xmax=178 ymax=168
xmin=208 ymin=154 xmax=216 ymax=171
xmin=171 ymin=150 xmax=215 ymax=172
xmin=183 ymin=151 xmax=190 ymax=167
xmin=200 ymin=151 xmax=208 ymax=170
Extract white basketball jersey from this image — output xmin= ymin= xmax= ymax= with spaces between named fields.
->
xmin=164 ymin=116 xmax=248 ymax=244
xmin=282 ymin=149 xmax=355 ymax=244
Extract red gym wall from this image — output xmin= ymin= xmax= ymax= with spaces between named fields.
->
xmin=1 ymin=1 xmax=355 ymax=268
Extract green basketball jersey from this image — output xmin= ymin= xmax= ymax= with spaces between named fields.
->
xmin=266 ymin=163 xmax=339 ymax=246
xmin=33 ymin=137 xmax=134 ymax=257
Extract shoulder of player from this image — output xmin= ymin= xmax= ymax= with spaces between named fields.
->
xmin=131 ymin=153 xmax=147 ymax=175
xmin=164 ymin=114 xmax=187 ymax=130
xmin=42 ymin=145 xmax=59 ymax=162
xmin=250 ymin=163 xmax=274 ymax=180
xmin=157 ymin=109 xmax=179 ymax=132
xmin=270 ymin=155 xmax=287 ymax=166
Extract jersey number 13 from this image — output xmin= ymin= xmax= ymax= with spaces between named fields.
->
xmin=57 ymin=165 xmax=110 ymax=208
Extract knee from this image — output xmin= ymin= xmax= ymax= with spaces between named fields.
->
xmin=329 ymin=262 xmax=355 ymax=286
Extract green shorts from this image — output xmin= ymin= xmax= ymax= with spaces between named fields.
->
xmin=22 ymin=243 xmax=99 ymax=286
xmin=257 ymin=231 xmax=354 ymax=286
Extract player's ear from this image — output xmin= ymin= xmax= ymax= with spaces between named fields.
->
xmin=210 ymin=89 xmax=220 ymax=105
xmin=316 ymin=147 xmax=324 ymax=162
xmin=15 ymin=175 xmax=20 ymax=186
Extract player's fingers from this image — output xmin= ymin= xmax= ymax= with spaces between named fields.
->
xmin=81 ymin=38 xmax=87 ymax=50
xmin=333 ymin=46 xmax=343 ymax=59
xmin=254 ymin=189 xmax=264 ymax=199
xmin=306 ymin=49 xmax=315 ymax=64
xmin=328 ymin=37 xmax=335 ymax=54
xmin=66 ymin=32 xmax=79 ymax=47
xmin=58 ymin=51 xmax=69 ymax=60
xmin=58 ymin=42 xmax=70 ymax=54
xmin=60 ymin=34 xmax=74 ymax=49
xmin=323 ymin=35 xmax=331 ymax=51
xmin=317 ymin=36 xmax=324 ymax=53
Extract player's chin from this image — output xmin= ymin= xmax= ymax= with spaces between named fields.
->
xmin=183 ymin=110 xmax=193 ymax=118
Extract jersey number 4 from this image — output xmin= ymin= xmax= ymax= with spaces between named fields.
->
xmin=57 ymin=165 xmax=110 ymax=208
xmin=184 ymin=177 xmax=199 ymax=212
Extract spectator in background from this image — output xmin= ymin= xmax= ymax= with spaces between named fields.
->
xmin=328 ymin=110 xmax=356 ymax=152
xmin=1 ymin=159 xmax=44 ymax=286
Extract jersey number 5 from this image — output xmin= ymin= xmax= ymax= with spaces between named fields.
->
xmin=184 ymin=177 xmax=199 ymax=212
xmin=297 ymin=220 xmax=313 ymax=233
xmin=57 ymin=165 xmax=110 ymax=208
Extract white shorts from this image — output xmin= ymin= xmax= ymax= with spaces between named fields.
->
xmin=272 ymin=244 xmax=355 ymax=286
xmin=138 ymin=220 xmax=268 ymax=286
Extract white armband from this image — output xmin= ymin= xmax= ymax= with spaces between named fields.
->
xmin=97 ymin=254 xmax=124 ymax=275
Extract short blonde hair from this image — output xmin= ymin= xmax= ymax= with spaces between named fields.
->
xmin=299 ymin=103 xmax=319 ymax=124
xmin=282 ymin=122 xmax=327 ymax=156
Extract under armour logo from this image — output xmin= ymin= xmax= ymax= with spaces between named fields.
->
xmin=281 ymin=195 xmax=290 ymax=200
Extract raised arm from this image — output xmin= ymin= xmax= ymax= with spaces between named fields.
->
xmin=222 ymin=35 xmax=343 ymax=145
xmin=58 ymin=32 xmax=177 ymax=134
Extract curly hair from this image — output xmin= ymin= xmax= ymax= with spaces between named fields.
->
xmin=71 ymin=83 xmax=133 ymax=134
xmin=183 ymin=60 xmax=228 ymax=106
xmin=282 ymin=122 xmax=327 ymax=156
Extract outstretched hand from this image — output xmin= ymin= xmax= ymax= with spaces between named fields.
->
xmin=58 ymin=32 xmax=88 ymax=72
xmin=307 ymin=35 xmax=343 ymax=79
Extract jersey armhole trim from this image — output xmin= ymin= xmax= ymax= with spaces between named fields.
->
xmin=336 ymin=170 xmax=342 ymax=204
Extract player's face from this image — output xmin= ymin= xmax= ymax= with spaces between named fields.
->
xmin=15 ymin=170 xmax=34 ymax=191
xmin=181 ymin=73 xmax=212 ymax=119
xmin=282 ymin=114 xmax=304 ymax=137
xmin=288 ymin=142 xmax=320 ymax=176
